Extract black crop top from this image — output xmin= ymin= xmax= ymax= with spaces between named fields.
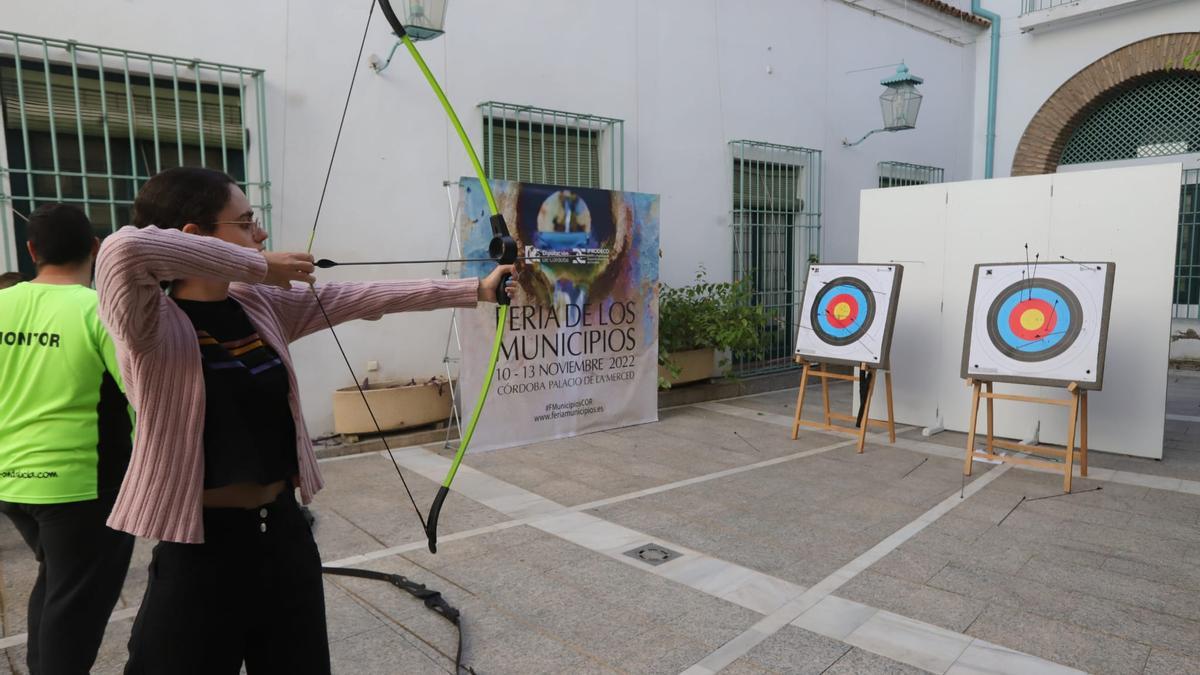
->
xmin=173 ymin=297 xmax=299 ymax=489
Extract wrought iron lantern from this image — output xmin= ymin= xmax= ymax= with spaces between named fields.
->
xmin=402 ymin=0 xmax=447 ymax=41
xmin=844 ymin=63 xmax=924 ymax=147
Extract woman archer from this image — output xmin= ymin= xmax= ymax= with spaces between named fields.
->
xmin=95 ymin=166 xmax=511 ymax=674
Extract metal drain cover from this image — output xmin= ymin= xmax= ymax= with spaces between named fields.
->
xmin=624 ymin=543 xmax=681 ymax=566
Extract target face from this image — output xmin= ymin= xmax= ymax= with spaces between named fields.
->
xmin=962 ymin=262 xmax=1115 ymax=389
xmin=811 ymin=278 xmax=876 ymax=346
xmin=795 ymin=264 xmax=903 ymax=368
xmin=985 ymin=278 xmax=1082 ymax=362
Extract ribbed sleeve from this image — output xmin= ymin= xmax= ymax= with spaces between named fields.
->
xmin=262 ymin=278 xmax=480 ymax=342
xmin=96 ymin=226 xmax=268 ymax=353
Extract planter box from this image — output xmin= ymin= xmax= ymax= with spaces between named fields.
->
xmin=333 ymin=377 xmax=453 ymax=435
xmin=659 ymin=347 xmax=717 ymax=387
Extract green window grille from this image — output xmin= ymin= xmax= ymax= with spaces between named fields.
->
xmin=878 ymin=161 xmax=944 ymax=188
xmin=1178 ymin=168 xmax=1200 ymax=319
xmin=1060 ymin=73 xmax=1200 ymax=165
xmin=479 ymin=101 xmax=624 ymax=190
xmin=0 ymin=31 xmax=271 ymax=275
xmin=730 ymin=140 xmax=822 ymax=375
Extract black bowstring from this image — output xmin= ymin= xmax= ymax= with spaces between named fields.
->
xmin=309 ymin=0 xmax=376 ymax=242
xmin=309 ymin=293 xmax=427 ymax=529
xmin=304 ymin=0 xmax=426 ymax=527
xmin=305 ymin=2 xmax=473 ymax=672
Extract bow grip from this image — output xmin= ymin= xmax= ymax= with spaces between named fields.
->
xmin=496 ymin=271 xmax=512 ymax=307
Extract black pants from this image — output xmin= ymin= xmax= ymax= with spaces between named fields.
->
xmin=0 ymin=490 xmax=134 ymax=675
xmin=124 ymin=488 xmax=331 ymax=675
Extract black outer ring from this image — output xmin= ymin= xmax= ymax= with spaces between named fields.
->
xmin=984 ymin=278 xmax=1083 ymax=363
xmin=809 ymin=277 xmax=876 ymax=347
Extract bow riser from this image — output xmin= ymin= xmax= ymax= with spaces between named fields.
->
xmin=376 ymin=0 xmax=514 ymax=552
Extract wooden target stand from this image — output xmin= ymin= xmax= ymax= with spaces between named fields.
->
xmin=791 ymin=358 xmax=896 ymax=453
xmin=962 ymin=379 xmax=1088 ymax=492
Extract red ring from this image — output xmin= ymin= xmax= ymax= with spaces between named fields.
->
xmin=1007 ymin=298 xmax=1057 ymax=342
xmin=824 ymin=293 xmax=859 ymax=329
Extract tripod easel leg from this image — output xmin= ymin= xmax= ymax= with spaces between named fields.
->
xmin=792 ymin=363 xmax=811 ymax=440
xmin=820 ymin=363 xmax=832 ymax=427
xmin=884 ymin=370 xmax=896 ymax=443
xmin=985 ymin=381 xmax=995 ymax=456
xmin=1080 ymin=391 xmax=1089 ymax=477
xmin=857 ymin=365 xmax=877 ymax=454
xmin=1063 ymin=389 xmax=1080 ymax=493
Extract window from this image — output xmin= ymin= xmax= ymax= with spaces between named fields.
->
xmin=1179 ymin=168 xmax=1200 ymax=319
xmin=478 ymin=101 xmax=624 ymax=189
xmin=1060 ymin=73 xmax=1200 ymax=165
xmin=0 ymin=31 xmax=270 ymax=276
xmin=730 ymin=140 xmax=822 ymax=375
xmin=877 ymin=161 xmax=944 ymax=188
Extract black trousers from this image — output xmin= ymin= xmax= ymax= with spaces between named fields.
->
xmin=0 ymin=490 xmax=134 ymax=675
xmin=124 ymin=488 xmax=331 ymax=675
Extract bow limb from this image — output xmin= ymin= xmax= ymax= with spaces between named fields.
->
xmin=375 ymin=0 xmax=515 ymax=553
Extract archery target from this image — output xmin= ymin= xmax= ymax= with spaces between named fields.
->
xmin=795 ymin=264 xmax=903 ymax=368
xmin=962 ymin=262 xmax=1115 ymax=388
xmin=811 ymin=277 xmax=876 ymax=346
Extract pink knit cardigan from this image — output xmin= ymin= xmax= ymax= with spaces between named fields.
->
xmin=95 ymin=226 xmax=479 ymax=543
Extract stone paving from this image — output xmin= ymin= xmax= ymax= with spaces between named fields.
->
xmin=0 ymin=372 xmax=1197 ymax=674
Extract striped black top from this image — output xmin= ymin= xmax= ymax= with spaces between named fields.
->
xmin=173 ymin=297 xmax=298 ymax=489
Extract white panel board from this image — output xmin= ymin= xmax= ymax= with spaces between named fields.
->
xmin=857 ymin=184 xmax=948 ymax=427
xmin=937 ymin=176 xmax=1054 ymax=441
xmin=1043 ymin=166 xmax=1178 ymax=458
xmin=795 ymin=263 xmax=903 ymax=369
xmin=859 ymin=163 xmax=1180 ymax=459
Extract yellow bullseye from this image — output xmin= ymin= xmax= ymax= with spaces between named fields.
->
xmin=832 ymin=302 xmax=852 ymax=321
xmin=1019 ymin=308 xmax=1045 ymax=331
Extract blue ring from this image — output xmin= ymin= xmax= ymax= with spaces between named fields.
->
xmin=816 ymin=284 xmax=869 ymax=338
xmin=994 ymin=288 xmax=1072 ymax=353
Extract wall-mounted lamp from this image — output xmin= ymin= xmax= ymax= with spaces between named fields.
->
xmin=368 ymin=0 xmax=448 ymax=73
xmin=843 ymin=63 xmax=924 ymax=147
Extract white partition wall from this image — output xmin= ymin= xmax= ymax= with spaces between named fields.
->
xmin=857 ymin=184 xmax=947 ymax=428
xmin=859 ymin=163 xmax=1180 ymax=459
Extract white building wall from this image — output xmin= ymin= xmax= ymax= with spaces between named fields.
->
xmin=4 ymin=0 xmax=977 ymax=433
xmin=970 ymin=0 xmax=1200 ymax=179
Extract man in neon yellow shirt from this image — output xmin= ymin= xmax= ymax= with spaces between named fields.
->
xmin=0 ymin=204 xmax=134 ymax=675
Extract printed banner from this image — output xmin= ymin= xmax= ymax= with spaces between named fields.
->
xmin=456 ymin=178 xmax=660 ymax=452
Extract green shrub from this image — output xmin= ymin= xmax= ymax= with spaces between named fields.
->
xmin=658 ymin=266 xmax=768 ymax=388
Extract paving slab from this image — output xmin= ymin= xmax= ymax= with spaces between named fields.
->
xmin=838 ymin=571 xmax=987 ymax=633
xmin=735 ymin=624 xmax=850 ymax=674
xmin=965 ymin=604 xmax=1151 ymax=675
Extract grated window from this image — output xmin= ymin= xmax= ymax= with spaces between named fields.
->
xmin=1060 ymin=74 xmax=1200 ymax=165
xmin=878 ymin=161 xmax=944 ymax=188
xmin=479 ymin=102 xmax=623 ymax=190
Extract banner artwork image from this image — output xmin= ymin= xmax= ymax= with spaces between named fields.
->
xmin=457 ymin=178 xmax=660 ymax=452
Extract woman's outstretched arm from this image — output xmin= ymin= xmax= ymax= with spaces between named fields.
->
xmin=95 ymin=225 xmax=316 ymax=352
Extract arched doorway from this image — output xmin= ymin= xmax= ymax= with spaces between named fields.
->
xmin=1011 ymin=32 xmax=1200 ymax=176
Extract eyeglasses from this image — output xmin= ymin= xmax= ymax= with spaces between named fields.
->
xmin=211 ymin=218 xmax=263 ymax=233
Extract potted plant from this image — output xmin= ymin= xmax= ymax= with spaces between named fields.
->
xmin=658 ymin=267 xmax=768 ymax=388
xmin=332 ymin=375 xmax=454 ymax=437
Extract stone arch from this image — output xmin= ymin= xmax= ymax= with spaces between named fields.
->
xmin=1011 ymin=32 xmax=1200 ymax=176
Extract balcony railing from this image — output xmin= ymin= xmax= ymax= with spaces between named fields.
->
xmin=1022 ymin=0 xmax=1079 ymax=13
